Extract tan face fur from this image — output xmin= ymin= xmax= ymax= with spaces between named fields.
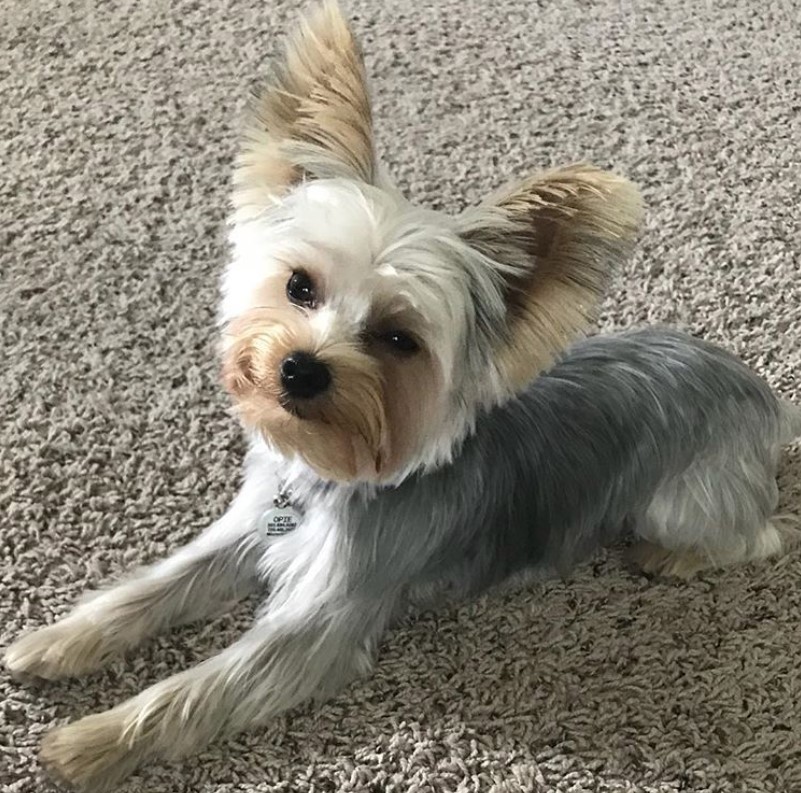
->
xmin=221 ymin=231 xmax=446 ymax=482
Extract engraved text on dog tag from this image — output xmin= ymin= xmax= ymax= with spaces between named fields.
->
xmin=263 ymin=505 xmax=302 ymax=536
xmin=262 ymin=484 xmax=302 ymax=537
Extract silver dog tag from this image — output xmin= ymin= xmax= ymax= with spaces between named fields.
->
xmin=263 ymin=505 xmax=302 ymax=536
xmin=262 ymin=485 xmax=302 ymax=536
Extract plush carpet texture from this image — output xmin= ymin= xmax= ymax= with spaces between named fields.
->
xmin=3 ymin=0 xmax=801 ymax=791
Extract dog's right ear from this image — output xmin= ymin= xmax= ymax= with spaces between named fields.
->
xmin=234 ymin=0 xmax=375 ymax=218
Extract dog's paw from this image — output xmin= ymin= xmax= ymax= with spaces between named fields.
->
xmin=627 ymin=541 xmax=708 ymax=579
xmin=4 ymin=618 xmax=108 ymax=680
xmin=41 ymin=709 xmax=142 ymax=793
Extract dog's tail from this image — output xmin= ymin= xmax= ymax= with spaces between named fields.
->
xmin=780 ymin=399 xmax=801 ymax=444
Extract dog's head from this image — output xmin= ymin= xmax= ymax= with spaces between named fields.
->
xmin=220 ymin=0 xmax=643 ymax=483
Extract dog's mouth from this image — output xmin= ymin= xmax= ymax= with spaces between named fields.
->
xmin=277 ymin=391 xmax=327 ymax=420
xmin=278 ymin=394 xmax=301 ymax=417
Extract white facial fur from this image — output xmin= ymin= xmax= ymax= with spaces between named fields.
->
xmin=220 ymin=177 xmax=512 ymax=481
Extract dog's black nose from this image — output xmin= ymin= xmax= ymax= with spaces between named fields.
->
xmin=280 ymin=352 xmax=331 ymax=399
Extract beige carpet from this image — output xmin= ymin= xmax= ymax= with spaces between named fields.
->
xmin=3 ymin=0 xmax=801 ymax=790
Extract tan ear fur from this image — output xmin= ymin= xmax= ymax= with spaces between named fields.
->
xmin=460 ymin=164 xmax=644 ymax=388
xmin=233 ymin=0 xmax=374 ymax=219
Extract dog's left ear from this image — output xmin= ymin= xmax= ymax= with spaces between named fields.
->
xmin=234 ymin=0 xmax=374 ymax=218
xmin=458 ymin=164 xmax=643 ymax=388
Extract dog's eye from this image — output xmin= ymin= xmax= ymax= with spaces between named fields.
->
xmin=286 ymin=271 xmax=316 ymax=308
xmin=378 ymin=330 xmax=420 ymax=355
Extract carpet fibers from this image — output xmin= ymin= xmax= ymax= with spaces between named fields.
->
xmin=3 ymin=1 xmax=801 ymax=791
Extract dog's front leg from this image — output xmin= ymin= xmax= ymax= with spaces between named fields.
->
xmin=39 ymin=588 xmax=396 ymax=792
xmin=4 ymin=450 xmax=277 ymax=680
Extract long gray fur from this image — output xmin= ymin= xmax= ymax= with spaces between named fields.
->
xmin=299 ymin=327 xmax=796 ymax=611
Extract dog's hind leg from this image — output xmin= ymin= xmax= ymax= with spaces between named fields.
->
xmin=629 ymin=437 xmax=795 ymax=578
xmin=4 ymin=455 xmax=276 ymax=681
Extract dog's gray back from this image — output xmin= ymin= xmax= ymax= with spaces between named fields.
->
xmin=333 ymin=328 xmax=792 ymax=605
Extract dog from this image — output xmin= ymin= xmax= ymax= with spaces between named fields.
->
xmin=5 ymin=1 xmax=800 ymax=790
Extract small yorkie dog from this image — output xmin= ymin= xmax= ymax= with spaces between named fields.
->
xmin=6 ymin=1 xmax=800 ymax=790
